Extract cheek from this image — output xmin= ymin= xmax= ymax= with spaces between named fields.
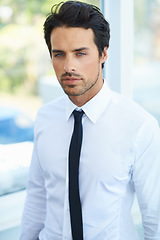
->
xmin=52 ymin=61 xmax=62 ymax=76
xmin=82 ymin=58 xmax=100 ymax=75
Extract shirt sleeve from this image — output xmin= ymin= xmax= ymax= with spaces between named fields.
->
xmin=132 ymin=118 xmax=160 ymax=240
xmin=19 ymin=120 xmax=46 ymax=240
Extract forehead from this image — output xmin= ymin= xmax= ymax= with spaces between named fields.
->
xmin=50 ymin=26 xmax=96 ymax=50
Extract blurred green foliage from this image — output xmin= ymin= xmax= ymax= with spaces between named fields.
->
xmin=134 ymin=0 xmax=160 ymax=63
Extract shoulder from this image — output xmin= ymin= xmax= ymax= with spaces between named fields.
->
xmin=108 ymin=90 xmax=160 ymax=145
xmin=109 ymin=91 xmax=160 ymax=155
xmin=35 ymin=95 xmax=67 ymax=127
xmin=38 ymin=95 xmax=65 ymax=114
xmin=110 ymin=90 xmax=156 ymax=125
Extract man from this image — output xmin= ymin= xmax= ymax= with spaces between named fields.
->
xmin=20 ymin=1 xmax=160 ymax=240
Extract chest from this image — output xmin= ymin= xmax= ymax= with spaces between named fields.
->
xmin=37 ymin=119 xmax=133 ymax=189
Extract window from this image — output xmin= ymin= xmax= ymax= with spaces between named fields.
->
xmin=133 ymin=0 xmax=160 ymax=125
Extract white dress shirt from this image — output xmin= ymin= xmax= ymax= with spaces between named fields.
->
xmin=20 ymin=80 xmax=160 ymax=240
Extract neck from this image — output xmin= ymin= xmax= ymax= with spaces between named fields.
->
xmin=69 ymin=79 xmax=104 ymax=107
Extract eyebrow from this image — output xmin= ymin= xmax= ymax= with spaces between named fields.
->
xmin=51 ymin=47 xmax=89 ymax=53
xmin=74 ymin=47 xmax=89 ymax=52
xmin=51 ymin=49 xmax=64 ymax=53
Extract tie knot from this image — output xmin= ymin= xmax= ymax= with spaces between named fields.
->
xmin=73 ymin=110 xmax=84 ymax=123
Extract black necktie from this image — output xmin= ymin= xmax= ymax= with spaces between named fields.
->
xmin=69 ymin=110 xmax=84 ymax=240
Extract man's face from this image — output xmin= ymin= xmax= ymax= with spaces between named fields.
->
xmin=50 ymin=26 xmax=107 ymax=106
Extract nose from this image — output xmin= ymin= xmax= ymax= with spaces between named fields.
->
xmin=64 ymin=56 xmax=76 ymax=73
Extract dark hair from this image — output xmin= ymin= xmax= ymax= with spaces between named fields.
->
xmin=43 ymin=1 xmax=110 ymax=68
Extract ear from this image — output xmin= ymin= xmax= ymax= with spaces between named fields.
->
xmin=101 ymin=46 xmax=108 ymax=64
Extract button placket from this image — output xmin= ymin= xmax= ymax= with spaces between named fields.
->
xmin=62 ymin=156 xmax=72 ymax=240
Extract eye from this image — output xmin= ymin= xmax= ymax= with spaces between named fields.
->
xmin=77 ymin=52 xmax=86 ymax=56
xmin=52 ymin=51 xmax=65 ymax=58
xmin=54 ymin=53 xmax=64 ymax=57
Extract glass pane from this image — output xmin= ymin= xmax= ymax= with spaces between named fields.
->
xmin=133 ymin=0 xmax=160 ymax=125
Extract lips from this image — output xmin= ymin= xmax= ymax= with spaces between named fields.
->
xmin=62 ymin=77 xmax=82 ymax=84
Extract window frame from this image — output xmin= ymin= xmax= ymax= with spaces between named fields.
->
xmin=102 ymin=0 xmax=134 ymax=98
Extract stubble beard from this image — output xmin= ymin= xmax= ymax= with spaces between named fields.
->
xmin=59 ymin=67 xmax=100 ymax=97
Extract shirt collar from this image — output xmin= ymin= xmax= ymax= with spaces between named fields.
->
xmin=66 ymin=80 xmax=112 ymax=123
